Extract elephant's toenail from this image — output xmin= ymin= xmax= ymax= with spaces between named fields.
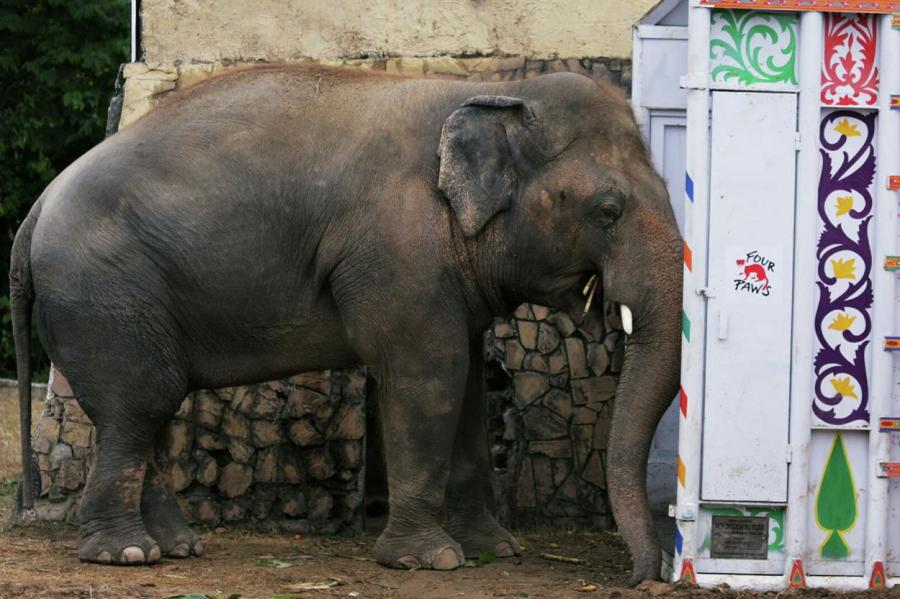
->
xmin=495 ymin=542 xmax=515 ymax=558
xmin=169 ymin=543 xmax=190 ymax=558
xmin=192 ymin=541 xmax=204 ymax=556
xmin=121 ymin=546 xmax=145 ymax=563
xmin=148 ymin=545 xmax=161 ymax=562
xmin=432 ymin=547 xmax=462 ymax=570
xmin=394 ymin=555 xmax=421 ymax=570
xmin=96 ymin=551 xmax=112 ymax=564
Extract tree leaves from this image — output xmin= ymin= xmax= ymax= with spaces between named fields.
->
xmin=0 ymin=0 xmax=128 ymax=378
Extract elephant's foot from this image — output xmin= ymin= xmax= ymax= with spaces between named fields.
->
xmin=374 ymin=526 xmax=465 ymax=570
xmin=144 ymin=513 xmax=203 ymax=558
xmin=445 ymin=509 xmax=521 ymax=559
xmin=626 ymin=549 xmax=662 ymax=587
xmin=78 ymin=517 xmax=161 ymax=565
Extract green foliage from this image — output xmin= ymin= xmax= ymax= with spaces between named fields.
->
xmin=0 ymin=0 xmax=129 ymax=379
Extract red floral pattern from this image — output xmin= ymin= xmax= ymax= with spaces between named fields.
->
xmin=821 ymin=13 xmax=879 ymax=106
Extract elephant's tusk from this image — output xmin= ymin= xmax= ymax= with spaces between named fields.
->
xmin=583 ymin=278 xmax=598 ymax=315
xmin=582 ymin=274 xmax=597 ymax=297
xmin=620 ymin=304 xmax=633 ymax=335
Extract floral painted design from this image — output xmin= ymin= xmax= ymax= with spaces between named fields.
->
xmin=813 ymin=110 xmax=876 ymax=426
xmin=709 ymin=9 xmax=798 ymax=86
xmin=821 ymin=13 xmax=879 ymax=106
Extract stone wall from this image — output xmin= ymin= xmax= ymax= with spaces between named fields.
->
xmin=118 ymin=56 xmax=632 ymax=129
xmin=30 ymin=367 xmax=367 ymax=535
xmin=486 ymin=305 xmax=622 ymax=530
xmin=139 ymin=0 xmax=656 ymax=63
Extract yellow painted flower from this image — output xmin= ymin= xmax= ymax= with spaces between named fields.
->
xmin=830 ymin=377 xmax=858 ymax=400
xmin=834 ymin=119 xmax=861 ymax=137
xmin=835 ymin=195 xmax=853 ymax=217
xmin=828 ymin=313 xmax=856 ymax=331
xmin=831 ymin=258 xmax=856 ymax=280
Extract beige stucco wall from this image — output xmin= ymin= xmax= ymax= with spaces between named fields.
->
xmin=141 ymin=0 xmax=656 ymax=63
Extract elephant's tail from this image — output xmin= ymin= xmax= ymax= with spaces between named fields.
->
xmin=10 ymin=198 xmax=43 ymax=510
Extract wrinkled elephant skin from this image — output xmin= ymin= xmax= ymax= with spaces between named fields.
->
xmin=10 ymin=66 xmax=681 ymax=582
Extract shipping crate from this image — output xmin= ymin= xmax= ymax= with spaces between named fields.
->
xmin=676 ymin=0 xmax=900 ymax=589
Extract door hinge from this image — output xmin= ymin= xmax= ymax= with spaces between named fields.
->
xmin=696 ymin=287 xmax=716 ymax=299
xmin=670 ymin=503 xmax=697 ymax=521
xmin=785 ymin=444 xmax=793 ymax=464
xmin=794 ymin=131 xmax=802 ymax=151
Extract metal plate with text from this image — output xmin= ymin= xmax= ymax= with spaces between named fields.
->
xmin=710 ymin=516 xmax=769 ymax=559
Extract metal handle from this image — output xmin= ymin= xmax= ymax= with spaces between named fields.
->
xmin=717 ymin=309 xmax=728 ymax=340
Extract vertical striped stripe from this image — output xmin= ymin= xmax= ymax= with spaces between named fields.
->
xmin=685 ymin=172 xmax=694 ymax=202
xmin=683 ymin=242 xmax=693 ymax=271
xmin=677 ymin=456 xmax=686 ymax=487
xmin=680 ymin=386 xmax=688 ymax=417
xmin=681 ymin=310 xmax=691 ymax=341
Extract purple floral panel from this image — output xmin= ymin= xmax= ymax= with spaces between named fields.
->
xmin=813 ymin=110 xmax=877 ymax=426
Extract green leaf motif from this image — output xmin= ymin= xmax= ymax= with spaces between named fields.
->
xmin=710 ymin=9 xmax=798 ymax=86
xmin=815 ymin=434 xmax=857 ymax=560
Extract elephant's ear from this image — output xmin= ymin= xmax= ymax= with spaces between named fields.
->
xmin=438 ymin=95 xmax=528 ymax=238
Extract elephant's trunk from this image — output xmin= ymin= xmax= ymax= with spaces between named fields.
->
xmin=605 ymin=274 xmax=681 ymax=584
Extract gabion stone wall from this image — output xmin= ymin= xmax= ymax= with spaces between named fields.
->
xmin=486 ymin=303 xmax=622 ymax=530
xmin=29 ymin=367 xmax=366 ymax=535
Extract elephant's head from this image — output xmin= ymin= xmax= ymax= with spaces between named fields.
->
xmin=438 ymin=72 xmax=682 ymax=584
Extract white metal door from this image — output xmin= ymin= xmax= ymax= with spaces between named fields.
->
xmin=701 ymin=91 xmax=797 ymax=503
xmin=650 ymin=114 xmax=687 ymax=234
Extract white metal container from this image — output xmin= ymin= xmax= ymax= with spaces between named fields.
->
xmin=677 ymin=0 xmax=900 ymax=590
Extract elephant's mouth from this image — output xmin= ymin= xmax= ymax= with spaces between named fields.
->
xmin=576 ymin=272 xmax=632 ymax=335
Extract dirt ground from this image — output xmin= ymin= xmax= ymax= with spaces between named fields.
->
xmin=1 ymin=399 xmax=899 ymax=599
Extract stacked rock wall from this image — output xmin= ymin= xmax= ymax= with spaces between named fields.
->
xmin=486 ymin=304 xmax=622 ymax=530
xmin=30 ymin=367 xmax=367 ymax=535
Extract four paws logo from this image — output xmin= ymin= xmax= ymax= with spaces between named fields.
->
xmin=734 ymin=251 xmax=774 ymax=297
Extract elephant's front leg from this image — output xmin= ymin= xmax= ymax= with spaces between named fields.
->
xmin=372 ymin=348 xmax=469 ymax=571
xmin=444 ymin=339 xmax=521 ymax=559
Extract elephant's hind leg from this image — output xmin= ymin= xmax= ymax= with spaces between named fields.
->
xmin=141 ymin=443 xmax=203 ymax=558
xmin=77 ymin=416 xmax=163 ymax=565
xmin=56 ymin=317 xmax=188 ymax=565
xmin=444 ymin=341 xmax=521 ymax=559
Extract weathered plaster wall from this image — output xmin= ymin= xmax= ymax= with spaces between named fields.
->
xmin=140 ymin=0 xmax=656 ymax=63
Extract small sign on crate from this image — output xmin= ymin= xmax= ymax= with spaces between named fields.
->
xmin=879 ymin=462 xmax=900 ymax=478
xmin=883 ymin=256 xmax=900 ymax=270
xmin=880 ymin=417 xmax=900 ymax=431
xmin=883 ymin=336 xmax=900 ymax=350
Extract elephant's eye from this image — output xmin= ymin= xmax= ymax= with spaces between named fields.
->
xmin=590 ymin=195 xmax=623 ymax=227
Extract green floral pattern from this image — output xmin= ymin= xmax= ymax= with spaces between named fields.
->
xmin=710 ymin=10 xmax=798 ymax=86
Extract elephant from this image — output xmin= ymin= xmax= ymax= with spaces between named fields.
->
xmin=10 ymin=65 xmax=682 ymax=584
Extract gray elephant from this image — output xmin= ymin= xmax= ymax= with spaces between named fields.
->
xmin=11 ymin=66 xmax=681 ymax=584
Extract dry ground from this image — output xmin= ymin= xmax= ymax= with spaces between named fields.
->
xmin=1 ymin=398 xmax=898 ymax=599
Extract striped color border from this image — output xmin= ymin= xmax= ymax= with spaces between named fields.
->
xmin=700 ymin=0 xmax=899 ymax=11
